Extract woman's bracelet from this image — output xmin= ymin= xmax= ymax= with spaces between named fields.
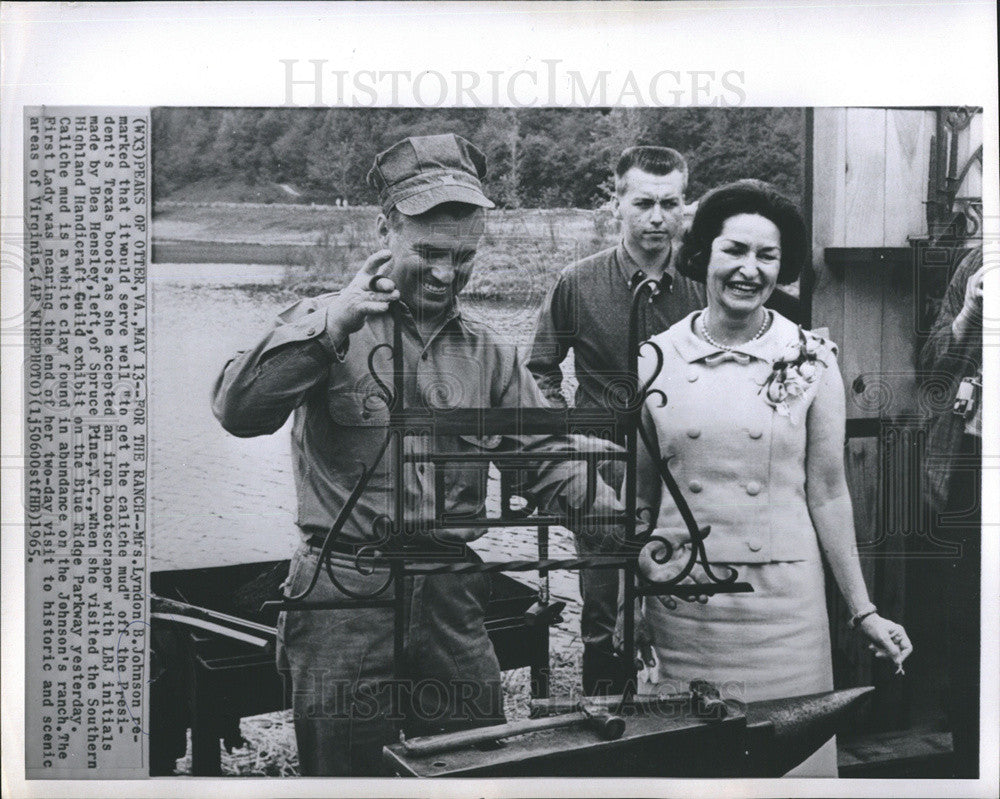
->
xmin=848 ymin=605 xmax=878 ymax=630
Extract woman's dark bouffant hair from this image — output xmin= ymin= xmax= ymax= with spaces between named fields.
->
xmin=677 ymin=179 xmax=807 ymax=285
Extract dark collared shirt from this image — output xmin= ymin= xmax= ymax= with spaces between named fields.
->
xmin=527 ymin=242 xmax=707 ymax=410
xmin=212 ymin=295 xmax=617 ymax=546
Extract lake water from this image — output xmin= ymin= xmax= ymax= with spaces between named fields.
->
xmin=150 ymin=262 xmax=291 ymax=284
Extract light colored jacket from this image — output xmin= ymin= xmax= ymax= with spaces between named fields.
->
xmin=640 ymin=311 xmax=838 ymax=564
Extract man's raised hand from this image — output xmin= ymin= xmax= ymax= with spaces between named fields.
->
xmin=326 ymin=249 xmax=400 ymax=339
xmin=952 ymin=263 xmax=985 ymax=342
xmin=962 ymin=264 xmax=985 ymax=321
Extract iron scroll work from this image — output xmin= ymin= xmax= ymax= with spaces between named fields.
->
xmin=265 ymin=277 xmax=753 ymax=699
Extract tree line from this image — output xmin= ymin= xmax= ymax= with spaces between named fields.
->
xmin=152 ymin=107 xmax=805 ymax=209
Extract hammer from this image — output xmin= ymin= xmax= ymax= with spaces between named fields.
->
xmin=402 ymin=704 xmax=626 ymax=757
xmin=530 ymin=679 xmax=728 ymax=721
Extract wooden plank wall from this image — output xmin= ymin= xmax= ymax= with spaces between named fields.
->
xmin=813 ymin=108 xmax=932 ymax=417
xmin=813 ymin=107 xmax=982 ymax=735
xmin=813 ymin=107 xmax=983 ymax=733
xmin=812 ymin=108 xmax=932 ymax=730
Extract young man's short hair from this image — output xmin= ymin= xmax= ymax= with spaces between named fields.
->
xmin=614 ymin=146 xmax=689 ymax=195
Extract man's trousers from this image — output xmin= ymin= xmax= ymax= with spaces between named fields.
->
xmin=276 ymin=542 xmax=505 ymax=775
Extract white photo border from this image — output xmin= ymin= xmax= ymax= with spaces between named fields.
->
xmin=2 ymin=2 xmax=997 ymax=797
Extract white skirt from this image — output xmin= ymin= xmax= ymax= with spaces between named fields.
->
xmin=643 ymin=557 xmax=838 ymax=776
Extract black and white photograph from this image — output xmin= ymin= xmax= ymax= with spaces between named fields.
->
xmin=2 ymin=2 xmax=997 ymax=798
xmin=145 ymin=104 xmax=981 ymax=778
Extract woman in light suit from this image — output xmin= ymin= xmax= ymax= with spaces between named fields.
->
xmin=634 ymin=180 xmax=912 ymax=775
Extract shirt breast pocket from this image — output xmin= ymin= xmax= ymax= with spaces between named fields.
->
xmin=326 ymin=376 xmax=392 ymax=427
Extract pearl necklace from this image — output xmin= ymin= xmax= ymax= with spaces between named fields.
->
xmin=699 ymin=309 xmax=770 ymax=351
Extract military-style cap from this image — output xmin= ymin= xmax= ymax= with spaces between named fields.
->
xmin=366 ymin=133 xmax=495 ymax=216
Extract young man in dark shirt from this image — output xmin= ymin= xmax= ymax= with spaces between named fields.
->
xmin=527 ymin=147 xmax=707 ymax=695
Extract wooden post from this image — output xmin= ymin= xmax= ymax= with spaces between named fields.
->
xmin=810 ymin=108 xmax=937 ymax=731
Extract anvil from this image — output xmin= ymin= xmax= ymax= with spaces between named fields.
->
xmin=382 ymin=686 xmax=873 ymax=777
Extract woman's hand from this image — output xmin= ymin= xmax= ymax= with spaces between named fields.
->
xmin=637 ymin=529 xmax=691 ymax=583
xmin=859 ymin=614 xmax=913 ymax=674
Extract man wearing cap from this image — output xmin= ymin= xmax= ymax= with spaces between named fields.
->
xmin=526 ymin=146 xmax=707 ymax=696
xmin=212 ymin=133 xmax=621 ymax=775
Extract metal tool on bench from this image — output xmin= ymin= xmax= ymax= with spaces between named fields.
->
xmin=385 ymin=686 xmax=875 ymax=777
xmin=522 ymin=522 xmax=566 ymax=627
xmin=151 ymin=594 xmax=273 ymax=648
xmin=404 ymin=681 xmax=728 ymax=761
xmin=402 ymin=701 xmax=626 ymax=758
xmin=530 ymin=679 xmax=728 ymax=722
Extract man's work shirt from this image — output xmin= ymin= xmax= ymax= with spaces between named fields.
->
xmin=212 ymin=296 xmax=614 ymax=548
xmin=527 ymin=242 xmax=707 ymax=410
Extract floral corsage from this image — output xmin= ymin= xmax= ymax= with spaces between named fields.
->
xmin=759 ymin=327 xmax=828 ymax=422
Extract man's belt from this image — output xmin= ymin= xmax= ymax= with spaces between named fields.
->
xmin=306 ymin=535 xmax=376 ymax=557
xmin=305 ymin=534 xmax=473 ymax=562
